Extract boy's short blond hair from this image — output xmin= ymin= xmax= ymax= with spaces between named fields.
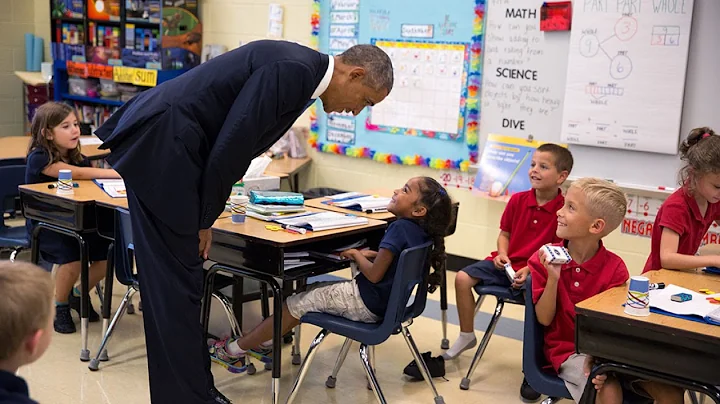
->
xmin=569 ymin=178 xmax=627 ymax=236
xmin=0 ymin=261 xmax=54 ymax=361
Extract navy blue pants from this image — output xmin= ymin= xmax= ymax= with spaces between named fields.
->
xmin=126 ymin=189 xmax=214 ymax=404
xmin=461 ymin=259 xmax=524 ymax=299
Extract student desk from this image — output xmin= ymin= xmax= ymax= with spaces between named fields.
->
xmin=576 ymin=269 xmax=720 ymax=404
xmin=0 ymin=136 xmax=108 ymax=160
xmin=264 ymin=156 xmax=311 ymax=193
xmin=19 ymin=181 xmax=116 ymax=362
xmin=204 ymin=209 xmax=387 ymax=404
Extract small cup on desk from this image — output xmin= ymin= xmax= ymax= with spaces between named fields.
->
xmin=624 ymin=275 xmax=651 ymax=317
xmin=230 ymin=195 xmax=249 ymax=224
xmin=57 ymin=169 xmax=74 ymax=195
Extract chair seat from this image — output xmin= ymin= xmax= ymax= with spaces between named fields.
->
xmin=525 ymin=367 xmax=571 ymax=399
xmin=301 ymin=311 xmax=402 ymax=346
xmin=0 ymin=227 xmax=29 ymax=248
xmin=473 ymin=285 xmax=524 ymax=305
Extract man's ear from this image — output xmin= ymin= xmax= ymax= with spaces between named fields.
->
xmin=349 ymin=67 xmax=366 ymax=81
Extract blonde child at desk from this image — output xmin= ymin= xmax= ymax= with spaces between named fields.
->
xmin=644 ymin=127 xmax=720 ymax=273
xmin=208 ymin=176 xmax=453 ymax=371
xmin=530 ymin=178 xmax=681 ymax=403
xmin=25 ymin=102 xmax=121 ymax=334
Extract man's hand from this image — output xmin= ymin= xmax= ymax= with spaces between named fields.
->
xmin=199 ymin=228 xmax=212 ymax=259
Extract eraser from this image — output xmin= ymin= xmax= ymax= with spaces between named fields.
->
xmin=671 ymin=293 xmax=692 ymax=302
xmin=542 ymin=245 xmax=572 ymax=264
xmin=504 ymin=262 xmax=516 ymax=283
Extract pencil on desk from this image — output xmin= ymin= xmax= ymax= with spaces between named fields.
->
xmin=499 ymin=150 xmax=531 ymax=196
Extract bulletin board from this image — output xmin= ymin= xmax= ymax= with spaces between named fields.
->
xmin=309 ymin=0 xmax=485 ymax=172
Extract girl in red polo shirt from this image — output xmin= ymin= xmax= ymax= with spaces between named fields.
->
xmin=644 ymin=127 xmax=720 ymax=272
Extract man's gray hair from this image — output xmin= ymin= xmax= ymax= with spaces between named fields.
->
xmin=339 ymin=45 xmax=394 ymax=92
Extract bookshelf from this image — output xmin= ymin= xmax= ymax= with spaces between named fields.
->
xmin=49 ymin=0 xmax=201 ymax=131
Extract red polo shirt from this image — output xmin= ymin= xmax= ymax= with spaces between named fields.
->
xmin=487 ymin=189 xmax=564 ymax=270
xmin=643 ymin=188 xmax=720 ymax=273
xmin=530 ymin=241 xmax=629 ymax=372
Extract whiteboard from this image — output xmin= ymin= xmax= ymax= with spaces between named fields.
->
xmin=561 ymin=0 xmax=694 ymax=154
xmin=479 ymin=0 xmax=569 ymax=148
xmin=478 ymin=0 xmax=719 ymax=190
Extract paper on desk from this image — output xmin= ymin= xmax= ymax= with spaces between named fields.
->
xmin=244 ymin=155 xmax=272 ymax=179
xmin=649 ymin=284 xmax=718 ymax=317
xmin=80 ymin=136 xmax=103 ymax=145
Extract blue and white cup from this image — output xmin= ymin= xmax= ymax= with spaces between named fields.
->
xmin=624 ymin=275 xmax=650 ymax=316
xmin=230 ymin=195 xmax=249 ymax=224
xmin=57 ymin=169 xmax=74 ymax=195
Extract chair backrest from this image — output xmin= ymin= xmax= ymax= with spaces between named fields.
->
xmin=0 ymin=165 xmax=27 ymax=229
xmin=522 ymin=275 xmax=572 ymax=399
xmin=379 ymin=241 xmax=433 ymax=332
xmin=0 ymin=158 xmax=26 ymax=167
xmin=113 ymin=207 xmax=137 ymax=286
xmin=445 ymin=202 xmax=460 ymax=237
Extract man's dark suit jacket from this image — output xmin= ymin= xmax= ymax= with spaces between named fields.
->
xmin=96 ymin=40 xmax=328 ymax=234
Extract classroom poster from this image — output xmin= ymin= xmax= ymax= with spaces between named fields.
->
xmin=561 ymin=0 xmax=695 ymax=154
xmin=473 ymin=134 xmax=542 ymax=201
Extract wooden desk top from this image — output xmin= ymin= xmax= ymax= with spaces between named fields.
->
xmin=14 ymin=71 xmax=46 ymax=86
xmin=265 ymin=156 xmax=311 ymax=176
xmin=212 ymin=206 xmax=387 ymax=247
xmin=0 ymin=136 xmax=108 ymax=160
xmin=576 ymin=269 xmax=720 ymax=340
xmin=19 ymin=180 xmax=108 ymax=203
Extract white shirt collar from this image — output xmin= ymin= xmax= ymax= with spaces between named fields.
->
xmin=311 ymin=54 xmax=334 ymax=99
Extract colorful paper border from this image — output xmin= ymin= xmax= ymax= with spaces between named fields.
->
xmin=308 ymin=0 xmax=485 ymax=172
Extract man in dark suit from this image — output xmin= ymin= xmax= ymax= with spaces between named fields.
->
xmin=95 ymin=40 xmax=393 ymax=403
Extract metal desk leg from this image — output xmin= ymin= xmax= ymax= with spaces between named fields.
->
xmin=580 ymin=362 xmax=720 ymax=404
xmin=99 ymin=243 xmax=115 ymax=361
xmin=202 ymin=264 xmax=285 ymax=404
xmin=32 ymin=223 xmax=90 ymax=361
xmin=440 ymin=266 xmax=449 ymax=350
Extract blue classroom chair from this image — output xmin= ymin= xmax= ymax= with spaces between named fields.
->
xmin=0 ymin=164 xmax=30 ymax=261
xmin=285 ymin=241 xmax=446 ymax=404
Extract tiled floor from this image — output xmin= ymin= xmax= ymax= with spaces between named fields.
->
xmin=11 ymin=258 xmax=698 ymax=404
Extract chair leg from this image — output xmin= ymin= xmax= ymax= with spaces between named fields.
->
xmin=325 ymin=338 xmax=353 ymax=388
xmin=88 ymin=285 xmax=138 ymax=371
xmin=541 ymin=398 xmax=562 ymax=404
xmin=291 ymin=324 xmax=302 ymax=365
xmin=9 ymin=247 xmax=23 ymax=262
xmin=400 ymin=326 xmax=445 ymax=404
xmin=285 ymin=329 xmax=331 ymax=404
xmin=474 ymin=294 xmax=486 ymax=314
xmin=360 ymin=344 xmax=387 ymax=404
xmin=211 ymin=292 xmax=242 ymax=337
xmin=460 ymin=297 xmax=505 ymax=390
xmin=95 ymin=282 xmax=104 ymax=309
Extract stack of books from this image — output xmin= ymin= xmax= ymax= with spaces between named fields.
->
xmin=246 ymin=190 xmax=307 ymax=221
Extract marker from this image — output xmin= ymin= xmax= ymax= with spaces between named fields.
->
xmin=48 ymin=182 xmax=79 ymax=189
xmin=282 ymin=224 xmax=307 ymax=234
xmin=649 ymin=282 xmax=665 ymax=290
xmin=365 ymin=208 xmax=388 ymax=214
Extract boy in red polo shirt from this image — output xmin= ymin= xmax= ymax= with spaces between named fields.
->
xmin=446 ymin=143 xmax=573 ymax=399
xmin=644 ymin=127 xmax=720 ymax=273
xmin=531 ymin=178 xmax=683 ymax=403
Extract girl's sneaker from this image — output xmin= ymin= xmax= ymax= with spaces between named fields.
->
xmin=208 ymin=338 xmax=247 ymax=374
xmin=248 ymin=340 xmax=274 ymax=364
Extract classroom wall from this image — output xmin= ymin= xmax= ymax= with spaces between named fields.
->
xmin=27 ymin=0 xmax=653 ymax=274
xmin=0 ymin=1 xmax=44 ymax=137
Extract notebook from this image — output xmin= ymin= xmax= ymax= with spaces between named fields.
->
xmin=246 ymin=211 xmax=310 ymax=222
xmin=93 ymin=179 xmax=126 ymax=198
xmin=325 ymin=192 xmax=368 ymax=201
xmin=331 ymin=196 xmax=392 ymax=212
xmin=247 ymin=203 xmax=305 ymax=214
xmin=275 ymin=211 xmax=368 ymax=231
xmin=648 ymin=284 xmax=720 ymax=326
